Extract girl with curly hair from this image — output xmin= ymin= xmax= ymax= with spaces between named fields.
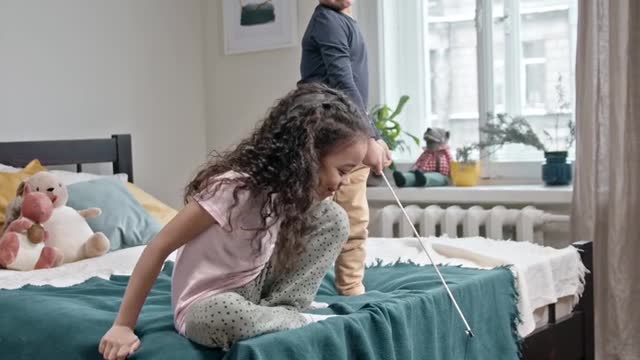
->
xmin=99 ymin=83 xmax=371 ymax=358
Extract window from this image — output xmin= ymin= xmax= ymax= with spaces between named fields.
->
xmin=379 ymin=0 xmax=578 ymax=177
xmin=426 ymin=0 xmax=479 ymax=157
xmin=523 ymin=40 xmax=547 ymax=111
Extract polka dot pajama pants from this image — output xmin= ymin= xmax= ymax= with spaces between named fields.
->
xmin=183 ymin=200 xmax=349 ymax=349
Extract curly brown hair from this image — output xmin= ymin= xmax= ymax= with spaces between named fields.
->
xmin=185 ymin=83 xmax=370 ymax=272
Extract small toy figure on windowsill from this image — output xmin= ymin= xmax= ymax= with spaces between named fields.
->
xmin=393 ymin=128 xmax=452 ymax=187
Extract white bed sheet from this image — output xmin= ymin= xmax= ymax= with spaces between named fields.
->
xmin=365 ymin=237 xmax=586 ymax=335
xmin=0 ymin=246 xmax=176 ymax=290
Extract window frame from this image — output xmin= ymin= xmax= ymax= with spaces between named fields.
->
xmin=374 ymin=0 xmax=578 ymax=181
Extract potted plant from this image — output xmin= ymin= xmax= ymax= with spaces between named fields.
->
xmin=476 ymin=74 xmax=575 ymax=186
xmin=479 ymin=112 xmax=546 ymax=151
xmin=451 ymin=144 xmax=481 ymax=186
xmin=366 ymin=95 xmax=420 ymax=186
xmin=479 ymin=112 xmax=574 ymax=185
xmin=540 ymin=76 xmax=575 ymax=186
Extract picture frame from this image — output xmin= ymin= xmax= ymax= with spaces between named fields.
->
xmin=223 ymin=0 xmax=298 ymax=55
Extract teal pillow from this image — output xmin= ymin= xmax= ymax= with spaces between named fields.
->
xmin=66 ymin=177 xmax=161 ymax=251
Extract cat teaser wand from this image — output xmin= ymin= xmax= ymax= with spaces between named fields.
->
xmin=380 ymin=172 xmax=474 ymax=337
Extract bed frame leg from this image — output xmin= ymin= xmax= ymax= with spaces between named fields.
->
xmin=572 ymin=240 xmax=594 ymax=360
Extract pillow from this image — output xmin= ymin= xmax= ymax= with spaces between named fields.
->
xmin=124 ymin=183 xmax=178 ymax=226
xmin=0 ymin=160 xmax=47 ymax=226
xmin=0 ymin=164 xmax=20 ymax=173
xmin=48 ymin=170 xmax=175 ymax=225
xmin=1 ymin=161 xmax=175 ymax=229
xmin=49 ymin=170 xmax=128 ymax=186
xmin=66 ymin=177 xmax=161 ymax=251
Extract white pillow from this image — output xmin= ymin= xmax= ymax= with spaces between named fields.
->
xmin=49 ymin=170 xmax=128 ymax=186
xmin=0 ymin=164 xmax=21 ymax=173
xmin=0 ymin=163 xmax=127 ymax=185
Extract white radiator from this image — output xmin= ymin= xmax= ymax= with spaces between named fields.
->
xmin=378 ymin=205 xmax=570 ymax=244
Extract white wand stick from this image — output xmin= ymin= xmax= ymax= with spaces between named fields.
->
xmin=380 ymin=172 xmax=474 ymax=338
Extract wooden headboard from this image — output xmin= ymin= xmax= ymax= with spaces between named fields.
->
xmin=0 ymin=134 xmax=133 ymax=182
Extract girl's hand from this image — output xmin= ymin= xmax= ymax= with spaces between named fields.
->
xmin=363 ymin=138 xmax=393 ymax=175
xmin=99 ymin=325 xmax=140 ymax=360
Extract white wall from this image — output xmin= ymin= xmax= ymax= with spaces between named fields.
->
xmin=203 ymin=0 xmax=381 ymax=153
xmin=0 ymin=0 xmax=381 ymax=206
xmin=203 ymin=0 xmax=310 ymax=152
xmin=0 ymin=0 xmax=208 ymax=207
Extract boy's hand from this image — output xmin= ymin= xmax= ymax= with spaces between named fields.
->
xmin=99 ymin=325 xmax=140 ymax=360
xmin=363 ymin=138 xmax=393 ymax=175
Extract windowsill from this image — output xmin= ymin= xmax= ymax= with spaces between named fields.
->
xmin=367 ymin=184 xmax=572 ymax=205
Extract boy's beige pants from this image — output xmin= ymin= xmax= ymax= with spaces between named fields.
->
xmin=333 ymin=165 xmax=370 ymax=296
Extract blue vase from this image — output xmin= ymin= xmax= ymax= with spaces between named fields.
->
xmin=542 ymin=151 xmax=572 ymax=186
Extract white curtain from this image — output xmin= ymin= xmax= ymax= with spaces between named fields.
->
xmin=572 ymin=0 xmax=640 ymax=358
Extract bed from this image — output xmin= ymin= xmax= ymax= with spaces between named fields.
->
xmin=0 ymin=134 xmax=594 ymax=360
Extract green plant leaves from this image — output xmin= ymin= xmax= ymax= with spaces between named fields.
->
xmin=370 ymin=95 xmax=418 ymax=153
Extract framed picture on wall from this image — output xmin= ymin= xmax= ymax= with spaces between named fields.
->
xmin=223 ymin=0 xmax=298 ymax=55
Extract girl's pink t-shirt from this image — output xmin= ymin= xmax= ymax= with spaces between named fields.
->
xmin=171 ymin=172 xmax=280 ymax=334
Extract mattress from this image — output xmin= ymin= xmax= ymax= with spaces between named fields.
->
xmin=0 ymin=236 xmax=585 ymax=336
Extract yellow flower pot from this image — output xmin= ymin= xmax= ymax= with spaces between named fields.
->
xmin=450 ymin=162 xmax=480 ymax=187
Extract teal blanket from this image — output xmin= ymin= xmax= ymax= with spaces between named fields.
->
xmin=0 ymin=262 xmax=519 ymax=360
